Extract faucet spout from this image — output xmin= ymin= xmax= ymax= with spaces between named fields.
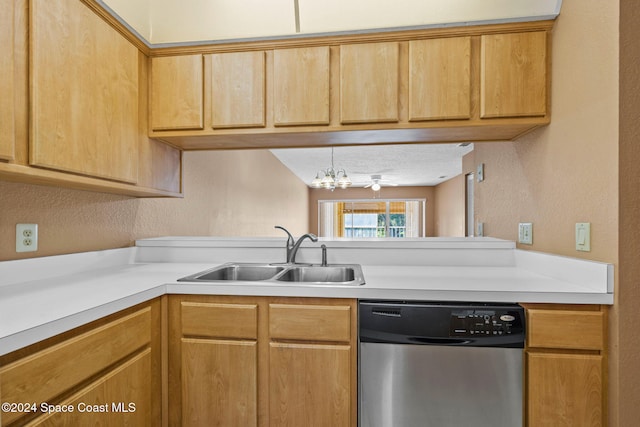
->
xmin=289 ymin=233 xmax=318 ymax=264
xmin=275 ymin=226 xmax=317 ymax=264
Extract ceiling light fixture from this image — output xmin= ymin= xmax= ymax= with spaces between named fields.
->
xmin=310 ymin=147 xmax=352 ymax=191
xmin=364 ymin=174 xmax=397 ymax=192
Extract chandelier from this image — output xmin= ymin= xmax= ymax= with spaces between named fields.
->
xmin=310 ymin=147 xmax=352 ymax=191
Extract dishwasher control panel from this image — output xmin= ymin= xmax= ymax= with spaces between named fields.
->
xmin=450 ymin=307 xmax=524 ymax=338
xmin=359 ymin=301 xmax=525 ymax=348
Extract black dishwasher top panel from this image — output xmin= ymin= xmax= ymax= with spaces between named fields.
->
xmin=359 ymin=301 xmax=525 ymax=348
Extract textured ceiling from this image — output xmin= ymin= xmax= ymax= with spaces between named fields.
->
xmin=270 ymin=143 xmax=474 ymax=187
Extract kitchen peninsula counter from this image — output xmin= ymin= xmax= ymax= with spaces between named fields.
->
xmin=0 ymin=237 xmax=613 ymax=356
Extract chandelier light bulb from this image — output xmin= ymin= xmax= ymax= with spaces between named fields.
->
xmin=311 ymin=173 xmax=323 ymax=188
xmin=337 ymin=174 xmax=352 ymax=189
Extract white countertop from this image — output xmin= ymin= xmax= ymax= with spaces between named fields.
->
xmin=0 ymin=237 xmax=614 ymax=356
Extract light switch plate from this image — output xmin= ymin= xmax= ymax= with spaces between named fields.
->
xmin=518 ymin=223 xmax=533 ymax=245
xmin=576 ymin=222 xmax=591 ymax=252
xmin=477 ymin=163 xmax=484 ymax=182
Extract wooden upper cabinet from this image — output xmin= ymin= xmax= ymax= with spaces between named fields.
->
xmin=409 ymin=37 xmax=471 ymax=121
xmin=30 ymin=0 xmax=139 ymax=183
xmin=211 ymin=51 xmax=266 ymax=129
xmin=143 ymin=23 xmax=553 ymax=150
xmin=481 ymin=31 xmax=547 ymax=118
xmin=340 ymin=42 xmax=400 ymax=124
xmin=150 ymin=55 xmax=204 ymax=131
xmin=0 ymin=0 xmax=15 ymax=161
xmin=273 ymin=46 xmax=330 ymax=126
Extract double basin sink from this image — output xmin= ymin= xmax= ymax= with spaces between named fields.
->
xmin=178 ymin=262 xmax=365 ymax=286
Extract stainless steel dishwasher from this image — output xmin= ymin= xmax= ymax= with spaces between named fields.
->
xmin=359 ymin=300 xmax=525 ymax=427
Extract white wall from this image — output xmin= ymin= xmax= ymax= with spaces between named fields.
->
xmin=101 ymin=0 xmax=561 ymax=44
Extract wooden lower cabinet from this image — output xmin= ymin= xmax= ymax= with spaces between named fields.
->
xmin=528 ymin=352 xmax=603 ymax=426
xmin=523 ymin=304 xmax=606 ymax=427
xmin=0 ymin=296 xmax=608 ymax=427
xmin=168 ymin=295 xmax=357 ymax=427
xmin=181 ymin=338 xmax=258 ymax=426
xmin=0 ymin=299 xmax=162 ymax=427
xmin=269 ymin=342 xmax=351 ymax=427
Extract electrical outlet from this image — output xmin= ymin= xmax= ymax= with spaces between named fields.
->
xmin=518 ymin=223 xmax=533 ymax=245
xmin=477 ymin=222 xmax=484 ymax=237
xmin=16 ymin=224 xmax=38 ymax=252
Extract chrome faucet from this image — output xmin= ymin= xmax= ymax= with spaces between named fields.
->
xmin=275 ymin=226 xmax=318 ymax=264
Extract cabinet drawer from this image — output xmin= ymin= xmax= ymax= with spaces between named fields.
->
xmin=181 ymin=302 xmax=258 ymax=339
xmin=527 ymin=308 xmax=604 ymax=350
xmin=0 ymin=308 xmax=151 ymax=425
xmin=269 ymin=304 xmax=351 ymax=343
xmin=28 ymin=349 xmax=152 ymax=426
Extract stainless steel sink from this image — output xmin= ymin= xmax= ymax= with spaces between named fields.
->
xmin=275 ymin=265 xmax=361 ymax=285
xmin=178 ymin=263 xmax=285 ymax=282
xmin=178 ymin=263 xmax=365 ymax=286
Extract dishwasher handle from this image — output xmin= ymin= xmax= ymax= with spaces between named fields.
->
xmin=410 ymin=337 xmax=471 ymax=345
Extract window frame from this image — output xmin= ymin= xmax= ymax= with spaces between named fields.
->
xmin=317 ymin=198 xmax=426 ymax=238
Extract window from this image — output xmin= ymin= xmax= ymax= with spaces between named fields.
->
xmin=318 ymin=199 xmax=425 ymax=238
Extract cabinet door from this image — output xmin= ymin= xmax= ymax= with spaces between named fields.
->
xmin=481 ymin=31 xmax=547 ymax=118
xmin=270 ymin=342 xmax=351 ymax=427
xmin=527 ymin=352 xmax=603 ymax=426
xmin=211 ymin=51 xmax=266 ymax=128
xmin=273 ymin=46 xmax=330 ymax=126
xmin=181 ymin=339 xmax=258 ymax=427
xmin=0 ymin=0 xmax=15 ymax=161
xmin=171 ymin=299 xmax=259 ymax=426
xmin=30 ymin=0 xmax=139 ymax=183
xmin=150 ymin=55 xmax=204 ymax=131
xmin=409 ymin=37 xmax=471 ymax=121
xmin=340 ymin=42 xmax=399 ymax=124
xmin=29 ymin=350 xmax=153 ymax=426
